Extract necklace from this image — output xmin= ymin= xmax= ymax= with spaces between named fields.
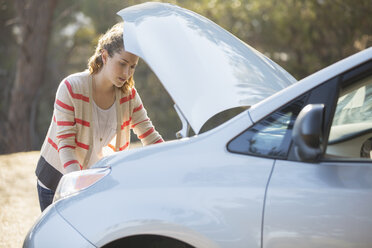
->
xmin=96 ymin=106 xmax=110 ymax=142
xmin=92 ymin=77 xmax=114 ymax=143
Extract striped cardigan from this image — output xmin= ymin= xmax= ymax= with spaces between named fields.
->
xmin=39 ymin=71 xmax=163 ymax=176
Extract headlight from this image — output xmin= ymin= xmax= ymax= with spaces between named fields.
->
xmin=53 ymin=167 xmax=110 ymax=202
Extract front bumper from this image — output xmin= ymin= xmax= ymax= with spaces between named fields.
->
xmin=23 ymin=204 xmax=95 ymax=248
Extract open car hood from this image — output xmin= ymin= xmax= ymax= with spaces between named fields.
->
xmin=117 ymin=2 xmax=296 ymax=134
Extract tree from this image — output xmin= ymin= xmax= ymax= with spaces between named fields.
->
xmin=1 ymin=0 xmax=371 ymax=153
xmin=5 ymin=0 xmax=58 ymax=152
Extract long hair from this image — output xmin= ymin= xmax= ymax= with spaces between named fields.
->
xmin=88 ymin=22 xmax=134 ymax=94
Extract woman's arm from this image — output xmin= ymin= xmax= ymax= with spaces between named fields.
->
xmin=130 ymin=88 xmax=164 ymax=145
xmin=54 ymin=80 xmax=82 ymax=173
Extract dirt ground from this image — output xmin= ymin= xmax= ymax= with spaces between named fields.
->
xmin=0 ymin=151 xmax=41 ymax=248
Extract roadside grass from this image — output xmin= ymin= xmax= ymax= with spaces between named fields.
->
xmin=0 ymin=151 xmax=40 ymax=248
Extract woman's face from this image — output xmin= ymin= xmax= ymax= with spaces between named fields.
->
xmin=102 ymin=49 xmax=139 ymax=88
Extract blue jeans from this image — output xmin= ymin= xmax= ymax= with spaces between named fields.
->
xmin=37 ymin=183 xmax=55 ymax=211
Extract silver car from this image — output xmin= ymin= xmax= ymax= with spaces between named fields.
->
xmin=24 ymin=2 xmax=372 ymax=248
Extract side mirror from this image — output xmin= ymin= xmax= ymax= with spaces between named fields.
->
xmin=292 ymin=104 xmax=325 ymax=162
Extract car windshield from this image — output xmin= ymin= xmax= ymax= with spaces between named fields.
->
xmin=332 ymin=75 xmax=372 ymax=125
xmin=329 ymin=75 xmax=372 ymax=143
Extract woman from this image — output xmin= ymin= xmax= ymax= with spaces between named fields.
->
xmin=35 ymin=23 xmax=163 ymax=211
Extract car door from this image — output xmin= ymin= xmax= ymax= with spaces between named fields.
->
xmin=263 ymin=61 xmax=372 ymax=248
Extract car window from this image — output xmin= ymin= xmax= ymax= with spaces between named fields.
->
xmin=227 ymin=96 xmax=306 ymax=159
xmin=326 ymin=75 xmax=372 ymax=159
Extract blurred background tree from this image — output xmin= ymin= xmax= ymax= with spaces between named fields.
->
xmin=1 ymin=0 xmax=58 ymax=152
xmin=0 ymin=0 xmax=371 ymax=154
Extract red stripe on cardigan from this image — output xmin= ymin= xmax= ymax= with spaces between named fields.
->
xmin=56 ymin=99 xmax=74 ymax=111
xmin=65 ymin=80 xmax=89 ymax=102
xmin=75 ymin=139 xmax=89 ymax=150
xmin=57 ymin=121 xmax=75 ymax=126
xmin=108 ymin=144 xmax=116 ymax=152
xmin=131 ymin=118 xmax=149 ymax=128
xmin=120 ymin=88 xmax=136 ymax=104
xmin=121 ymin=117 xmax=132 ymax=130
xmin=64 ymin=160 xmax=81 ymax=169
xmin=58 ymin=145 xmax=76 ymax=152
xmin=154 ymin=138 xmax=164 ymax=144
xmin=55 ymin=118 xmax=90 ymax=127
xmin=119 ymin=142 xmax=129 ymax=151
xmin=139 ymin=127 xmax=154 ymax=139
xmin=75 ymin=118 xmax=90 ymax=127
xmin=48 ymin=138 xmax=58 ymax=151
xmin=57 ymin=133 xmax=76 ymax=139
xmin=133 ymin=104 xmax=143 ymax=113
